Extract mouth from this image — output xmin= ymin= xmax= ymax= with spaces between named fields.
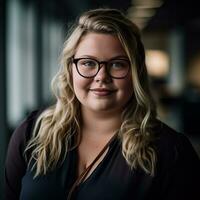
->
xmin=90 ymin=88 xmax=116 ymax=96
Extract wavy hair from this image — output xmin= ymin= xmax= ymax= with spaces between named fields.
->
xmin=25 ymin=8 xmax=157 ymax=177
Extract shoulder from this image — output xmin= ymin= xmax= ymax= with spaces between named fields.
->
xmin=151 ymin=121 xmax=200 ymax=198
xmin=154 ymin=121 xmax=196 ymax=152
xmin=11 ymin=109 xmax=43 ymax=143
xmin=7 ymin=109 xmax=44 ymax=157
xmin=5 ymin=109 xmax=44 ymax=199
xmin=153 ymin=120 xmax=200 ymax=171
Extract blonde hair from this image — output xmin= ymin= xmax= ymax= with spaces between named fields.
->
xmin=25 ymin=8 xmax=157 ymax=177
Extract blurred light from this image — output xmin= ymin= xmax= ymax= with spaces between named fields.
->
xmin=133 ymin=0 xmax=163 ymax=8
xmin=127 ymin=0 xmax=164 ymax=29
xmin=129 ymin=7 xmax=156 ymax=18
xmin=188 ymin=55 xmax=200 ymax=88
xmin=146 ymin=50 xmax=170 ymax=77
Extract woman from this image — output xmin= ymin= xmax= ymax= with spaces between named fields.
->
xmin=5 ymin=8 xmax=200 ymax=200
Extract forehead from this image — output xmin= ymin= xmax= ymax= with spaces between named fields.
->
xmin=74 ymin=33 xmax=127 ymax=58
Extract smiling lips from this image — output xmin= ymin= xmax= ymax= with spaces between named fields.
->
xmin=90 ymin=88 xmax=116 ymax=96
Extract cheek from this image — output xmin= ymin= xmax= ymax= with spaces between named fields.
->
xmin=73 ymin=76 xmax=82 ymax=97
xmin=119 ymin=76 xmax=133 ymax=96
xmin=72 ymin=69 xmax=90 ymax=96
xmin=127 ymin=73 xmax=133 ymax=88
xmin=117 ymin=78 xmax=134 ymax=105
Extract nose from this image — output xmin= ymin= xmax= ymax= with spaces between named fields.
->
xmin=94 ymin=64 xmax=111 ymax=82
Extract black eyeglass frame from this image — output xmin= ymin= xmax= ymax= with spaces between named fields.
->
xmin=73 ymin=57 xmax=131 ymax=79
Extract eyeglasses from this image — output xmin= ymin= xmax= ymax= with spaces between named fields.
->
xmin=73 ymin=58 xmax=130 ymax=79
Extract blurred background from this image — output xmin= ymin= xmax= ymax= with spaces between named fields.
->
xmin=1 ymin=0 xmax=200 ymax=198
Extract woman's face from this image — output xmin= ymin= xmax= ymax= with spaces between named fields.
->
xmin=72 ymin=33 xmax=134 ymax=114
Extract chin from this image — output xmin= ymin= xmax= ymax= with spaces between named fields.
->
xmin=91 ymin=106 xmax=110 ymax=112
xmin=91 ymin=104 xmax=120 ymax=113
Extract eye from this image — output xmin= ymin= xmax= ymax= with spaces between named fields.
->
xmin=109 ymin=60 xmax=128 ymax=69
xmin=79 ymin=59 xmax=97 ymax=68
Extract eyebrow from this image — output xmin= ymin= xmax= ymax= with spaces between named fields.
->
xmin=75 ymin=55 xmax=129 ymax=60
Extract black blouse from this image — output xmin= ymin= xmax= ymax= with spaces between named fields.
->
xmin=5 ymin=110 xmax=200 ymax=200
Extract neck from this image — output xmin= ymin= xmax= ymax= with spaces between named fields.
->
xmin=81 ymin=107 xmax=122 ymax=139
